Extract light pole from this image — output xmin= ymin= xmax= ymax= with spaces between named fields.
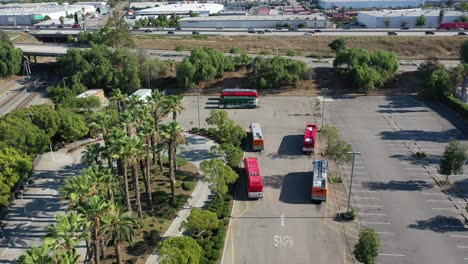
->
xmin=196 ymin=89 xmax=201 ymax=129
xmin=20 ymin=191 xmax=27 ymax=214
xmin=320 ymin=88 xmax=328 ymax=130
xmin=347 ymin=151 xmax=361 ymax=213
xmin=62 ymin=77 xmax=68 ymax=89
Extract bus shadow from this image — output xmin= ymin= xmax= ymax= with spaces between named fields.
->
xmin=271 ymin=135 xmax=304 ymax=159
xmin=234 ymin=168 xmax=249 ymax=202
xmin=279 ymin=172 xmax=311 ymax=204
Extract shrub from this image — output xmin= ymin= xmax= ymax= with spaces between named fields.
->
xmin=175 ymin=44 xmax=185 ymax=51
xmin=182 ymin=181 xmax=196 ymax=191
xmin=260 ymin=49 xmax=272 ymax=55
xmin=199 ymin=128 xmax=207 ymax=134
xmin=191 ymin=127 xmax=199 ymax=133
xmin=286 ymin=49 xmax=297 ymax=56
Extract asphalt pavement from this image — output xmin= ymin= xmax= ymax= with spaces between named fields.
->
xmin=177 ymin=96 xmax=352 ymax=264
xmin=326 ymin=95 xmax=468 ymax=264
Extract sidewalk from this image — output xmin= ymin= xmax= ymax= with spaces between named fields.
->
xmin=145 ymin=134 xmax=217 ymax=264
xmin=0 ymin=139 xmax=90 ymax=262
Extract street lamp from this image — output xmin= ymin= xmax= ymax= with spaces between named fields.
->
xmin=320 ymin=88 xmax=328 ymax=130
xmin=196 ymin=89 xmax=201 ymax=129
xmin=20 ymin=191 xmax=27 ymax=214
xmin=62 ymin=77 xmax=68 ymax=89
xmin=346 ymin=151 xmax=362 ymax=213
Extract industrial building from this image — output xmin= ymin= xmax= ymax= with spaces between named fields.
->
xmin=318 ymin=0 xmax=425 ymax=9
xmin=180 ymin=14 xmax=330 ymax=28
xmin=0 ymin=3 xmax=96 ymax=26
xmin=135 ymin=2 xmax=224 ymax=17
xmin=358 ymin=9 xmax=468 ymax=28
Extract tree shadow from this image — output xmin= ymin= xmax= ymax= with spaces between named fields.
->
xmin=379 ymin=129 xmax=461 ymax=143
xmin=366 ymin=180 xmax=434 ymax=191
xmin=389 ymin=153 xmax=441 ymax=166
xmin=279 ymin=172 xmax=311 ymax=204
xmin=267 ymin=135 xmax=304 ymax=159
xmin=408 ymin=215 xmax=468 ymax=233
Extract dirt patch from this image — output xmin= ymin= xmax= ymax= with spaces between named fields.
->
xmin=11 ymin=33 xmax=41 ymax=44
xmin=134 ymin=35 xmax=465 ymax=60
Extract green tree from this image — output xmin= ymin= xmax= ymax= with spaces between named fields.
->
xmin=248 ymin=56 xmax=308 ymax=89
xmin=439 ymin=140 xmax=468 ymax=182
xmin=286 ymin=49 xmax=297 ymax=56
xmin=165 ymin=95 xmax=185 ymax=121
xmin=457 ymin=1 xmax=468 ymax=11
xmin=81 ymin=143 xmax=104 ymax=166
xmin=182 ymin=208 xmax=219 ymax=237
xmin=328 ymin=39 xmax=346 ymax=54
xmin=206 ymin=110 xmax=246 ymax=147
xmin=148 ymin=90 xmax=168 ymax=168
xmin=141 ymin=59 xmax=171 ymax=88
xmin=100 ymin=209 xmax=139 ymax=264
xmin=200 ymin=159 xmax=238 ymax=199
xmin=0 ymin=116 xmax=50 ymax=155
xmin=0 ymin=32 xmax=23 ymax=77
xmin=161 ymin=121 xmax=187 ymax=202
xmin=0 ymin=146 xmax=32 ymax=207
xmin=320 ymin=125 xmax=352 ymax=164
xmin=353 ymin=228 xmax=380 ymax=264
xmin=127 ymin=136 xmax=146 ymax=219
xmin=58 ymin=110 xmax=89 ymax=145
xmin=210 ymin=143 xmax=243 ymax=168
xmin=158 ymin=236 xmax=202 ymax=264
xmin=8 ymin=105 xmax=60 ymax=140
xmin=424 ymin=69 xmax=452 ymax=97
xmin=418 ymin=56 xmax=444 ymax=79
xmin=176 ymin=59 xmax=196 ymax=89
xmin=400 ymin=21 xmax=408 ymax=28
xmin=416 ymin=15 xmax=426 ymax=26
xmin=137 ymin=121 xmax=156 ymax=209
xmin=383 ymin=19 xmax=390 ymax=28
xmin=459 ymin=15 xmax=468 ymax=22
xmin=460 ymin=40 xmax=468 ymax=64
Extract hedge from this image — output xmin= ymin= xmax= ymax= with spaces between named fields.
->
xmin=443 ymin=95 xmax=468 ymax=119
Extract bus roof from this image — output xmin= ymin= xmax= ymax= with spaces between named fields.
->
xmin=250 ymin=123 xmax=263 ymax=140
xmin=304 ymin=124 xmax=317 ymax=142
xmin=313 ymin=159 xmax=327 ymax=188
xmin=244 ymin=157 xmax=262 ymax=184
xmin=223 ymin=89 xmax=257 ymax=93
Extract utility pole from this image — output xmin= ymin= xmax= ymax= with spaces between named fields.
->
xmin=62 ymin=77 xmax=68 ymax=89
xmin=147 ymin=65 xmax=150 ymax=89
xmin=347 ymin=151 xmax=361 ymax=213
xmin=196 ymin=89 xmax=201 ymax=129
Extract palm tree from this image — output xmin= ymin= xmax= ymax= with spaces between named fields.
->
xmin=161 ymin=121 xmax=187 ymax=202
xmin=53 ymin=248 xmax=80 ymax=264
xmin=45 ymin=212 xmax=84 ymax=252
xmin=77 ymin=195 xmax=110 ymax=264
xmin=111 ymin=89 xmax=127 ymax=113
xmin=120 ymin=110 xmax=135 ymax=137
xmin=81 ymin=143 xmax=104 ymax=166
xmin=60 ymin=174 xmax=94 ymax=209
xmin=165 ymin=95 xmax=185 ymax=121
xmin=137 ymin=122 xmax=156 ymax=209
xmin=450 ymin=64 xmax=468 ymax=100
xmin=127 ymin=94 xmax=143 ymax=110
xmin=128 ymin=136 xmax=146 ymax=219
xmin=17 ymin=245 xmax=53 ymax=264
xmin=83 ymin=166 xmax=121 ymax=203
xmin=100 ymin=210 xmax=139 ymax=264
xmin=89 ymin=110 xmax=117 ymax=169
xmin=110 ymin=129 xmax=133 ymax=214
xmin=147 ymin=90 xmax=168 ymax=167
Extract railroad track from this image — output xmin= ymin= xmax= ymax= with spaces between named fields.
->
xmin=0 ymin=77 xmax=43 ymax=113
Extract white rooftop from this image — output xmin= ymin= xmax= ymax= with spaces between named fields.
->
xmin=77 ymin=89 xmax=104 ymax=98
xmin=0 ymin=4 xmax=95 ymax=15
xmin=181 ymin=14 xmax=327 ymax=21
xmin=131 ymin=89 xmax=152 ymax=102
xmin=136 ymin=2 xmax=224 ymax=15
xmin=359 ymin=8 xmax=468 ymax=17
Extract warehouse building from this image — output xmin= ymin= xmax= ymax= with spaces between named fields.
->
xmin=180 ymin=14 xmax=330 ymax=28
xmin=358 ymin=9 xmax=468 ymax=28
xmin=0 ymin=3 xmax=96 ymax=26
xmin=318 ymin=0 xmax=425 ymax=9
xmin=135 ymin=2 xmax=224 ymax=17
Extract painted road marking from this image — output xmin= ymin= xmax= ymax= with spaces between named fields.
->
xmin=422 ymin=192 xmax=444 ymax=195
xmin=379 ymin=253 xmax=406 ymax=257
xmin=280 ymin=214 xmax=284 ymax=227
xmin=353 ymin=197 xmax=380 ymax=200
xmin=457 ymin=246 xmax=468 ymax=248
xmin=426 ymin=199 xmax=453 ymax=203
xmin=360 ymin=221 xmax=391 ymax=225
xmin=273 ymin=235 xmax=293 ymax=248
xmin=451 ymin=235 xmax=468 ymax=238
xmin=358 ymin=213 xmax=387 ymax=216
xmin=376 ymin=232 xmax=396 ymax=235
xmin=432 ymin=207 xmax=464 ymax=211
xmin=353 ymin=190 xmax=377 ymax=193
xmin=352 ymin=177 xmax=371 ymax=180
xmin=353 ymin=204 xmax=384 ymax=208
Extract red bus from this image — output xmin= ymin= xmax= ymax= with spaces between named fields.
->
xmin=221 ymin=89 xmax=258 ymax=98
xmin=436 ymin=22 xmax=468 ymax=30
xmin=244 ymin=157 xmax=263 ymax=199
xmin=302 ymin=124 xmax=317 ymax=154
xmin=311 ymin=159 xmax=327 ymax=203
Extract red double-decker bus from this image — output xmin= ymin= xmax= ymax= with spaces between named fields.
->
xmin=302 ymin=124 xmax=317 ymax=154
xmin=221 ymin=89 xmax=258 ymax=98
xmin=436 ymin=22 xmax=468 ymax=30
xmin=244 ymin=157 xmax=263 ymax=199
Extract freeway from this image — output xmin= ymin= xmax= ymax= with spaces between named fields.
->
xmin=14 ymin=43 xmax=460 ymax=72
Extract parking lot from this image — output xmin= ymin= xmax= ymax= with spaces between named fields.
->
xmin=327 ymin=95 xmax=468 ymax=264
xmin=177 ymin=96 xmax=353 ymax=264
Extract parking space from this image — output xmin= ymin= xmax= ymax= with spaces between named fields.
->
xmin=178 ymin=96 xmax=353 ymax=264
xmin=327 ymin=95 xmax=468 ymax=264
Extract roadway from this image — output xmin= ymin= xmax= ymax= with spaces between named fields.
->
xmin=326 ymin=96 xmax=468 ymax=263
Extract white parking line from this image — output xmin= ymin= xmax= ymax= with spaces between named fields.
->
xmin=456 ymin=246 xmax=468 ymax=248
xmin=353 ymin=197 xmax=380 ymax=200
xmin=353 ymin=190 xmax=377 ymax=193
xmin=422 ymin=192 xmax=444 ymax=195
xmin=379 ymin=253 xmax=406 ymax=257
xmin=354 ymin=204 xmax=384 ymax=208
xmin=358 ymin=213 xmax=387 ymax=216
xmin=352 ymin=177 xmax=371 ymax=180
xmin=432 ymin=207 xmax=463 ymax=211
xmin=377 ymin=232 xmax=396 ymax=235
xmin=426 ymin=199 xmax=453 ymax=203
xmin=381 ymin=242 xmax=400 ymax=245
xmin=450 ymin=235 xmax=468 ymax=238
xmin=360 ymin=221 xmax=391 ymax=225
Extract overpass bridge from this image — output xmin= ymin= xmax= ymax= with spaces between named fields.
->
xmin=15 ymin=43 xmax=78 ymax=57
